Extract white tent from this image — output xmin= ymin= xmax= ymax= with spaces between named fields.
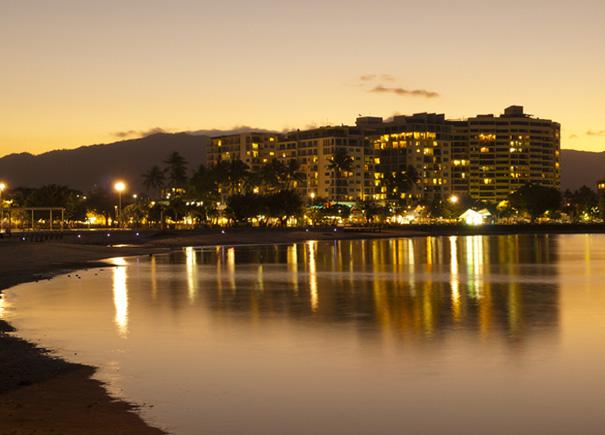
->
xmin=459 ymin=208 xmax=491 ymax=225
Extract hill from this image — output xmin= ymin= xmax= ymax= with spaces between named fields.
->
xmin=0 ymin=133 xmax=209 ymax=193
xmin=0 ymin=136 xmax=602 ymax=193
xmin=560 ymin=149 xmax=605 ymax=191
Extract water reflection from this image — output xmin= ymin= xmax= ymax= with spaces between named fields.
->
xmin=112 ymin=257 xmax=128 ymax=338
xmin=151 ymin=235 xmax=560 ymax=346
xmin=9 ymin=234 xmax=605 ymax=435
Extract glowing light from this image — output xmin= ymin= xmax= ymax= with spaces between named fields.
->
xmin=308 ymin=240 xmax=318 ymax=312
xmin=185 ymin=247 xmax=198 ymax=303
xmin=112 ymin=257 xmax=128 ymax=338
xmin=114 ymin=181 xmax=126 ymax=192
xmin=449 ymin=195 xmax=459 ymax=204
xmin=449 ymin=236 xmax=461 ymax=320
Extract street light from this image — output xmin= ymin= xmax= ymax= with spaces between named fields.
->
xmin=0 ymin=182 xmax=6 ymax=233
xmin=448 ymin=194 xmax=459 ymax=205
xmin=114 ymin=181 xmax=126 ymax=227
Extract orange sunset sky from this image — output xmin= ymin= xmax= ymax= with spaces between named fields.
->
xmin=1 ymin=0 xmax=604 ymax=156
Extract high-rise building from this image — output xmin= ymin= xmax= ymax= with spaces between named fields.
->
xmin=453 ymin=106 xmax=560 ymax=203
xmin=206 ymin=106 xmax=560 ymax=205
xmin=208 ymin=132 xmax=279 ymax=172
xmin=276 ymin=126 xmax=369 ymax=202
xmin=598 ymin=179 xmax=605 ymax=220
xmin=367 ymin=113 xmax=452 ymax=202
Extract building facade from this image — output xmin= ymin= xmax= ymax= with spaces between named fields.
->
xmin=207 ymin=106 xmax=560 ymax=205
xmin=598 ymin=179 xmax=605 ymax=220
xmin=208 ymin=132 xmax=279 ymax=172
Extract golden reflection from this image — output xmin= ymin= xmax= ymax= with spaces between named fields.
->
xmin=112 ymin=257 xmax=128 ymax=338
xmin=426 ymin=237 xmax=433 ymax=269
xmin=227 ymin=247 xmax=236 ymax=292
xmin=466 ymin=236 xmax=484 ymax=299
xmin=407 ymin=239 xmax=416 ymax=291
xmin=449 ymin=236 xmax=461 ymax=320
xmin=185 ymin=247 xmax=198 ymax=303
xmin=216 ymin=246 xmax=224 ymax=300
xmin=257 ymin=264 xmax=265 ymax=292
xmin=287 ymin=244 xmax=299 ymax=293
xmin=150 ymin=255 xmax=158 ymax=300
xmin=0 ymin=294 xmax=6 ymax=319
xmin=194 ymin=236 xmax=559 ymax=345
xmin=308 ymin=240 xmax=318 ymax=312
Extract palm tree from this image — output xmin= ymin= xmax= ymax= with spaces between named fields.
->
xmin=258 ymin=159 xmax=286 ymax=193
xmin=328 ymin=148 xmax=354 ymax=203
xmin=142 ymin=165 xmax=166 ymax=199
xmin=284 ymin=159 xmax=306 ymax=190
xmin=226 ymin=159 xmax=250 ymax=195
xmin=383 ymin=165 xmax=420 ymax=209
xmin=164 ymin=152 xmax=188 ymax=189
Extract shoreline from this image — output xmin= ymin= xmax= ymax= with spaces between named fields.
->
xmin=1 ymin=226 xmax=604 ymax=433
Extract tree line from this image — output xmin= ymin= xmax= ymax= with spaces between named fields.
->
xmin=1 ymin=150 xmax=603 ymax=227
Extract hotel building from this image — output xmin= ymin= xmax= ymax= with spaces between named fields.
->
xmin=277 ymin=126 xmax=369 ymax=202
xmin=208 ymin=132 xmax=279 ymax=172
xmin=452 ymin=106 xmax=560 ymax=202
xmin=367 ymin=113 xmax=452 ymax=202
xmin=207 ymin=106 xmax=560 ymax=205
xmin=598 ymin=179 xmax=605 ymax=220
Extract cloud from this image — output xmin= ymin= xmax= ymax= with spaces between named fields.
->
xmin=586 ymin=130 xmax=605 ymax=137
xmin=370 ymin=85 xmax=439 ymax=98
xmin=113 ymin=127 xmax=168 ymax=138
xmin=568 ymin=134 xmax=578 ymax=139
xmin=189 ymin=126 xmax=281 ymax=137
xmin=360 ymin=74 xmax=396 ymax=82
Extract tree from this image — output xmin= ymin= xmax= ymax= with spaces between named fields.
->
xmin=189 ymin=165 xmax=219 ymax=202
xmin=284 ymin=159 xmax=306 ymax=190
xmin=382 ymin=165 xmax=420 ymax=209
xmin=258 ymin=159 xmax=286 ymax=193
xmin=142 ymin=165 xmax=166 ymax=198
xmin=24 ymin=184 xmax=86 ymax=222
xmin=563 ymin=186 xmax=599 ymax=222
xmin=227 ymin=193 xmax=263 ymax=224
xmin=356 ymin=200 xmax=381 ymax=224
xmin=328 ymin=148 xmax=354 ymax=203
xmin=265 ymin=190 xmax=303 ymax=225
xmin=226 ymin=159 xmax=250 ymax=195
xmin=508 ymin=183 xmax=562 ymax=222
xmin=86 ymin=188 xmax=115 ymax=226
xmin=164 ymin=152 xmax=188 ymax=189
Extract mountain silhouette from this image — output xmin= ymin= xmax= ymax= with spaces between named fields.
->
xmin=560 ymin=149 xmax=605 ymax=191
xmin=0 ymin=133 xmax=209 ymax=193
xmin=0 ymin=135 xmax=602 ymax=193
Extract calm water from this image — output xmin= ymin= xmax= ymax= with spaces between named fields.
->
xmin=3 ymin=235 xmax=605 ymax=434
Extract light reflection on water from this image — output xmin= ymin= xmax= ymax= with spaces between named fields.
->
xmin=4 ymin=234 xmax=605 ymax=435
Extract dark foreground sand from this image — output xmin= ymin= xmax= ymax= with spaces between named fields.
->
xmin=0 ymin=229 xmax=418 ymax=434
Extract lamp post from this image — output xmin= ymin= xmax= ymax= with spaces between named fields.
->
xmin=114 ymin=181 xmax=126 ymax=228
xmin=0 ymin=182 xmax=5 ymax=233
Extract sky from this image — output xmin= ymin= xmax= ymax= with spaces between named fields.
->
xmin=1 ymin=0 xmax=604 ymax=156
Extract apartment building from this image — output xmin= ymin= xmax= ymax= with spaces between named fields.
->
xmin=207 ymin=106 xmax=560 ymax=205
xmin=277 ymin=126 xmax=369 ymax=202
xmin=208 ymin=132 xmax=279 ymax=172
xmin=453 ymin=106 xmax=560 ymax=202
xmin=598 ymin=179 xmax=605 ymax=220
xmin=367 ymin=113 xmax=452 ymax=202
